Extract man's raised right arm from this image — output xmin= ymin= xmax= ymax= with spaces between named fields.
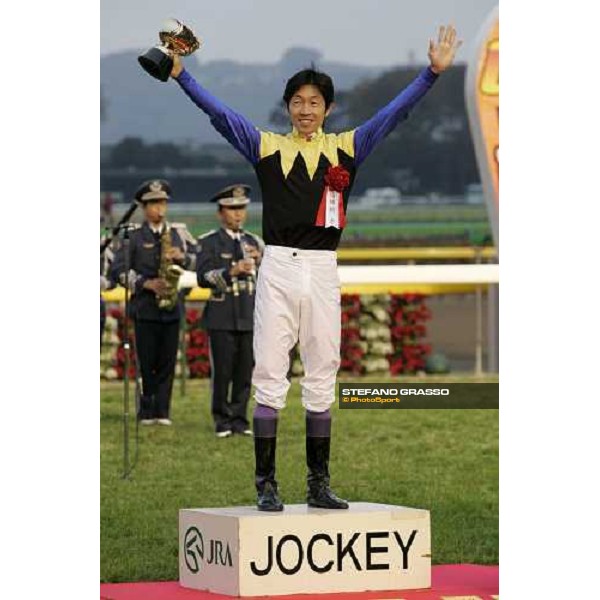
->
xmin=172 ymin=64 xmax=260 ymax=166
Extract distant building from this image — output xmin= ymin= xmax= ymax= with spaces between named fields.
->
xmin=465 ymin=183 xmax=484 ymax=205
xmin=353 ymin=187 xmax=402 ymax=209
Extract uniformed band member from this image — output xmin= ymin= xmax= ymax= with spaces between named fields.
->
xmin=110 ymin=179 xmax=196 ymax=425
xmin=169 ymin=25 xmax=461 ymax=510
xmin=196 ymin=184 xmax=263 ymax=438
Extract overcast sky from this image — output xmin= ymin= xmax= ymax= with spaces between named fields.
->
xmin=101 ymin=0 xmax=498 ymax=66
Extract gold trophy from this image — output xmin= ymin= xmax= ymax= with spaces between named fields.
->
xmin=138 ymin=18 xmax=202 ymax=82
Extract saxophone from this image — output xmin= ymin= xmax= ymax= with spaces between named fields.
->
xmin=157 ymin=224 xmax=184 ymax=310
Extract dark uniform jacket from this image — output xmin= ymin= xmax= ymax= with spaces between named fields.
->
xmin=110 ymin=222 xmax=196 ymax=322
xmin=196 ymin=228 xmax=263 ymax=331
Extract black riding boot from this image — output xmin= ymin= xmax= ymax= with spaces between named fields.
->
xmin=306 ymin=436 xmax=349 ymax=509
xmin=254 ymin=435 xmax=284 ymax=511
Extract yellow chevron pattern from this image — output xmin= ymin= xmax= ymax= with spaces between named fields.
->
xmin=259 ymin=127 xmax=355 ymax=180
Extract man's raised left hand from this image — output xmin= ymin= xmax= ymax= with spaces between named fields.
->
xmin=428 ymin=24 xmax=463 ymax=74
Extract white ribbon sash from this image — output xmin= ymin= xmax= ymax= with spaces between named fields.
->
xmin=324 ymin=189 xmax=340 ymax=229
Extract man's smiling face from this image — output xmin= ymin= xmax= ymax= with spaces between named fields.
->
xmin=287 ymin=84 xmax=333 ymax=137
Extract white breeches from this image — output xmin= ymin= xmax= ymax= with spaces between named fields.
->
xmin=252 ymin=245 xmax=341 ymax=412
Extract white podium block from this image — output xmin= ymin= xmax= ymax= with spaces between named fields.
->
xmin=179 ymin=502 xmax=431 ymax=597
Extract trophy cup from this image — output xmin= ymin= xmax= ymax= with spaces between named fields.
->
xmin=138 ymin=18 xmax=202 ymax=82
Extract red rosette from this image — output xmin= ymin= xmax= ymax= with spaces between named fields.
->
xmin=324 ymin=165 xmax=350 ymax=192
xmin=315 ymin=165 xmax=351 ymax=227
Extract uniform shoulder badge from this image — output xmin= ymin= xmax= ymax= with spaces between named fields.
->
xmin=171 ymin=222 xmax=196 ymax=244
xmin=197 ymin=229 xmax=217 ymax=241
xmin=196 ymin=228 xmax=218 ymax=253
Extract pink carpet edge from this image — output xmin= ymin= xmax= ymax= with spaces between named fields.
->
xmin=100 ymin=564 xmax=499 ymax=600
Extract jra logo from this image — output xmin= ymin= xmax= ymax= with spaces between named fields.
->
xmin=184 ymin=527 xmax=233 ymax=573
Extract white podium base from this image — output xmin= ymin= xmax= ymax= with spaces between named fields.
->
xmin=179 ymin=502 xmax=431 ymax=597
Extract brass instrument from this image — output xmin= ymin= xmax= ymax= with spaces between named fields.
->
xmin=232 ymin=269 xmax=240 ymax=297
xmin=242 ymin=242 xmax=256 ymax=296
xmin=231 ymin=242 xmax=257 ymax=297
xmin=157 ymin=225 xmax=184 ymax=310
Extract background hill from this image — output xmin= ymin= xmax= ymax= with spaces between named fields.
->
xmin=101 ymin=47 xmax=383 ymax=144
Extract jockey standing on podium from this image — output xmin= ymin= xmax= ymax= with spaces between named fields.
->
xmin=169 ymin=24 xmax=462 ymax=511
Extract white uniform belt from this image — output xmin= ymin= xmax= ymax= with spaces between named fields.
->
xmin=264 ymin=244 xmax=337 ymax=264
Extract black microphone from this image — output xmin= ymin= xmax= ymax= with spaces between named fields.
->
xmin=101 ymin=201 xmax=139 ymax=255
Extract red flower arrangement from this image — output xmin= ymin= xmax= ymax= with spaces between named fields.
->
xmin=388 ymin=294 xmax=432 ymax=374
xmin=115 ymin=365 xmax=137 ymax=379
xmin=189 ymin=361 xmax=210 ymax=378
xmin=342 ymin=294 xmax=361 ymax=316
xmin=108 ymin=308 xmax=137 ymax=379
xmin=185 ymin=306 xmax=211 ymax=379
xmin=106 ymin=306 xmax=212 ymax=380
xmin=186 ymin=308 xmax=201 ymax=325
xmin=105 ymin=293 xmax=434 ymax=380
xmin=339 ymin=294 xmax=365 ymax=375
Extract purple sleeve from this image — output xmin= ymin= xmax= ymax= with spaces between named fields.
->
xmin=175 ymin=69 xmax=261 ymax=165
xmin=354 ymin=67 xmax=439 ymax=167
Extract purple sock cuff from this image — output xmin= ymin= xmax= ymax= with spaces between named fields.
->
xmin=306 ymin=409 xmax=331 ymax=437
xmin=253 ymin=404 xmax=279 ymax=438
xmin=254 ymin=404 xmax=278 ymax=419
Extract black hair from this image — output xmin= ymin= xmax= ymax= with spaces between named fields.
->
xmin=283 ymin=66 xmax=335 ymax=109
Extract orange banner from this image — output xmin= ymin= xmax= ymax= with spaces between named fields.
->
xmin=466 ymin=7 xmax=499 ymax=248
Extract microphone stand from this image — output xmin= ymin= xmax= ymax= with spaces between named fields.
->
xmin=99 ymin=201 xmax=140 ymax=479
xmin=116 ymin=223 xmax=139 ymax=480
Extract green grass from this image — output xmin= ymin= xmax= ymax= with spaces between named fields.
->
xmin=101 ymin=376 xmax=498 ymax=582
